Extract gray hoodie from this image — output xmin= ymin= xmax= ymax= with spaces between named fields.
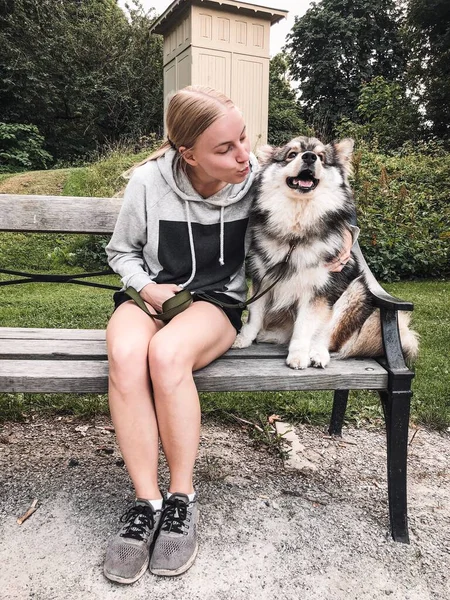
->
xmin=106 ymin=149 xmax=259 ymax=302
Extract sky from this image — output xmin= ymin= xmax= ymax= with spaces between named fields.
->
xmin=118 ymin=0 xmax=314 ymax=56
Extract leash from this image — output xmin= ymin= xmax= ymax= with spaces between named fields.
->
xmin=0 ymin=243 xmax=297 ymax=322
xmin=124 ymin=243 xmax=297 ymax=321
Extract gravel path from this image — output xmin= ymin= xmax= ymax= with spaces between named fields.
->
xmin=0 ymin=416 xmax=448 ymax=600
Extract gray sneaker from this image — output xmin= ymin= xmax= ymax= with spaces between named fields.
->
xmin=150 ymin=493 xmax=198 ymax=576
xmin=104 ymin=500 xmax=161 ymax=584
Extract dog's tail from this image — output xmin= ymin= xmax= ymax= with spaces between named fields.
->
xmin=397 ymin=311 xmax=420 ymax=362
xmin=337 ymin=309 xmax=419 ymax=363
xmin=330 ymin=276 xmax=419 ymax=362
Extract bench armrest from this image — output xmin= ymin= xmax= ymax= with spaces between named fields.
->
xmin=353 ymin=243 xmax=413 ymax=312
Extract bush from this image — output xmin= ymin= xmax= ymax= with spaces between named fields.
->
xmin=0 ymin=122 xmax=52 ymax=171
xmin=353 ymin=143 xmax=450 ymax=281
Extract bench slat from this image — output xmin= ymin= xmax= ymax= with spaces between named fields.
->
xmin=0 ymin=328 xmax=287 ymax=359
xmin=0 ymin=331 xmax=377 ymax=362
xmin=0 ymin=336 xmax=289 ymax=360
xmin=0 ymin=327 xmax=107 ymax=340
xmin=0 ymin=357 xmax=387 ymax=393
xmin=0 ymin=339 xmax=107 ymax=359
xmin=0 ymin=195 xmax=122 ymax=233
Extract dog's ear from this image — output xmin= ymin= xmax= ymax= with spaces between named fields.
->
xmin=256 ymin=144 xmax=275 ymax=166
xmin=335 ymin=138 xmax=354 ymax=175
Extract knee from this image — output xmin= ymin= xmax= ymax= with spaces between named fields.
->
xmin=148 ymin=336 xmax=192 ymax=393
xmin=107 ymin=330 xmax=149 ymax=383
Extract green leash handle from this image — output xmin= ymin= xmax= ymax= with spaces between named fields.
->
xmin=124 ymin=287 xmax=193 ymax=322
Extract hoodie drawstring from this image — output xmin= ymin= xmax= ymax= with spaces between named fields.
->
xmin=180 ymin=201 xmax=197 ymax=289
xmin=219 ymin=206 xmax=225 ymax=266
xmin=179 ymin=201 xmax=225 ymax=289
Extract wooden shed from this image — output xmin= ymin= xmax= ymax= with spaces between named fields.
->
xmin=150 ymin=0 xmax=288 ymax=150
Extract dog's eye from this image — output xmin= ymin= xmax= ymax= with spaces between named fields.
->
xmin=318 ymin=153 xmax=325 ymax=162
xmin=286 ymin=151 xmax=298 ymax=160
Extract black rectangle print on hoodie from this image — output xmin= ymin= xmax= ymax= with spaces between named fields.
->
xmin=155 ymin=218 xmax=249 ymax=292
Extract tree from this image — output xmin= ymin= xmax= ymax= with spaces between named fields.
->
xmin=407 ymin=0 xmax=450 ymax=141
xmin=0 ymin=0 xmax=163 ymax=162
xmin=352 ymin=76 xmax=422 ymax=151
xmin=268 ymin=53 xmax=309 ymax=146
xmin=285 ymin=0 xmax=406 ymax=139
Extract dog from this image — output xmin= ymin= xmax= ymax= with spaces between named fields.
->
xmin=233 ymin=136 xmax=419 ymax=369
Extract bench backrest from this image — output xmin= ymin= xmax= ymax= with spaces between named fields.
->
xmin=0 ymin=194 xmax=123 ymax=234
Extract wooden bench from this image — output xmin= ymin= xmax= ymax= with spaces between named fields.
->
xmin=0 ymin=193 xmax=415 ymax=543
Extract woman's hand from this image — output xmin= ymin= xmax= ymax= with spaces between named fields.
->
xmin=140 ymin=283 xmax=182 ymax=312
xmin=326 ymin=228 xmax=353 ymax=273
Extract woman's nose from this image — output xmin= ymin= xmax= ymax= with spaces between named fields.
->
xmin=236 ymin=143 xmax=250 ymax=163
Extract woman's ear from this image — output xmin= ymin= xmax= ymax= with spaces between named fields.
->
xmin=179 ymin=146 xmax=197 ymax=167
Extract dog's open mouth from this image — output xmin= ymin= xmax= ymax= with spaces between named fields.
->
xmin=286 ymin=170 xmax=319 ymax=192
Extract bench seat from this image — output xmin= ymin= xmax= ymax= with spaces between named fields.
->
xmin=0 ymin=327 xmax=387 ymax=393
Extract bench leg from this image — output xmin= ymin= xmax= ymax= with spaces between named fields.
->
xmin=379 ymin=388 xmax=411 ymax=543
xmin=328 ymin=389 xmax=349 ymax=436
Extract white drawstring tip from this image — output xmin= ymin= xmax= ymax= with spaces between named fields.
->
xmin=219 ymin=257 xmax=224 ymax=266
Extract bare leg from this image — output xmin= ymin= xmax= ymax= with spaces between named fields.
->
xmin=106 ymin=300 xmax=164 ymax=500
xmin=149 ymin=301 xmax=236 ymax=494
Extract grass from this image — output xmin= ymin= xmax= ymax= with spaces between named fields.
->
xmin=0 ymin=168 xmax=74 ymax=195
xmin=0 ymin=173 xmax=15 ymax=185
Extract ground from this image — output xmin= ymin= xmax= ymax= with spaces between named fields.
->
xmin=0 ymin=416 xmax=449 ymax=600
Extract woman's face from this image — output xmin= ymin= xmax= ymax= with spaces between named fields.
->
xmin=183 ymin=107 xmax=251 ymax=185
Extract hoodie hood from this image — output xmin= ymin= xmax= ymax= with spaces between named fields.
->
xmin=158 ymin=148 xmax=259 ymax=207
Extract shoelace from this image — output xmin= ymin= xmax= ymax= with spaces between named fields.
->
xmin=119 ymin=505 xmax=155 ymax=541
xmin=160 ymin=497 xmax=190 ymax=535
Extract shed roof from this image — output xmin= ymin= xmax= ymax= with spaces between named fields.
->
xmin=150 ymin=0 xmax=288 ymax=34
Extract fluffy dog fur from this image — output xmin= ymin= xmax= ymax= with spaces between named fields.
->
xmin=233 ymin=136 xmax=419 ymax=369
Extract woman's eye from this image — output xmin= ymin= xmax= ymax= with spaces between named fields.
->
xmin=287 ymin=151 xmax=298 ymax=160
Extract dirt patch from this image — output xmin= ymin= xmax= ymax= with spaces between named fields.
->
xmin=0 ymin=416 xmax=449 ymax=600
xmin=0 ymin=169 xmax=72 ymax=195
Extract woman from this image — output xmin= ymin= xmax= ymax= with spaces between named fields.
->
xmin=103 ymin=85 xmax=353 ymax=584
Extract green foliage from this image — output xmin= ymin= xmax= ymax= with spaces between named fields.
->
xmin=356 ymin=77 xmax=422 ymax=150
xmin=335 ymin=76 xmax=423 ymax=153
xmin=407 ymin=0 xmax=450 ymax=142
xmin=0 ymin=0 xmax=163 ymax=162
xmin=0 ymin=122 xmax=52 ymax=171
xmin=268 ymin=54 xmax=311 ymax=146
xmin=285 ymin=0 xmax=406 ymax=138
xmin=353 ymin=143 xmax=450 ymax=281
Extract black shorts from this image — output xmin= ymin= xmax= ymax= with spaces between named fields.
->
xmin=113 ymin=290 xmax=243 ymax=333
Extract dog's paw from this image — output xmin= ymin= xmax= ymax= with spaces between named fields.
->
xmin=286 ymin=351 xmax=310 ymax=370
xmin=309 ymin=347 xmax=330 ymax=369
xmin=232 ymin=333 xmax=253 ymax=349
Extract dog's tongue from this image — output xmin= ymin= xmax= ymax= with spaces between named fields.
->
xmin=297 ymin=179 xmax=313 ymax=188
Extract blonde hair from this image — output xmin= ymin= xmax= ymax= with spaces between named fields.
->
xmin=125 ymin=86 xmax=235 ymax=177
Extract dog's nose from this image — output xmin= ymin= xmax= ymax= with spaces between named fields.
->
xmin=302 ymin=152 xmax=317 ymax=165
